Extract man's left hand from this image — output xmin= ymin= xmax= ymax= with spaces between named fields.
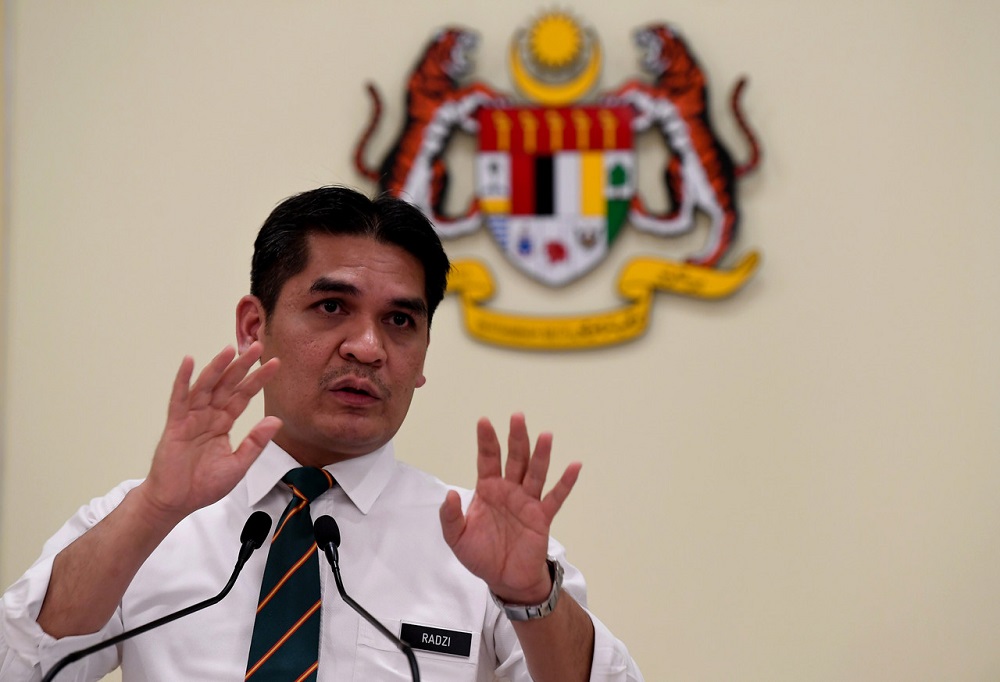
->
xmin=439 ymin=413 xmax=582 ymax=604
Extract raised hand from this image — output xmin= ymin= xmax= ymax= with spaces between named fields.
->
xmin=439 ymin=414 xmax=581 ymax=604
xmin=38 ymin=343 xmax=283 ymax=638
xmin=137 ymin=342 xmax=282 ymax=523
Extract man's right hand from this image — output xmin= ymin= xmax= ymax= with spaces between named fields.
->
xmin=138 ymin=343 xmax=282 ymax=524
xmin=37 ymin=344 xmax=280 ymax=638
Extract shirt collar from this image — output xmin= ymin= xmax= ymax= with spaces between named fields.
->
xmin=245 ymin=440 xmax=396 ymax=515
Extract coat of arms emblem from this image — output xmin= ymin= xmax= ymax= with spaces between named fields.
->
xmin=354 ymin=12 xmax=762 ymax=350
xmin=476 ymin=102 xmax=635 ymax=286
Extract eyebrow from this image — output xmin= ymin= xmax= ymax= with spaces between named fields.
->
xmin=310 ymin=278 xmax=360 ymax=297
xmin=309 ymin=277 xmax=428 ymax=318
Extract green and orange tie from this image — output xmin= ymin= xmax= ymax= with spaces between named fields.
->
xmin=246 ymin=467 xmax=335 ymax=681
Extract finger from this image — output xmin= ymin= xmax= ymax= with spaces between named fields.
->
xmin=165 ymin=356 xmax=195 ymax=422
xmin=540 ymin=461 xmax=582 ymax=523
xmin=504 ymin=413 xmax=530 ymax=484
xmin=232 ymin=356 xmax=280 ymax=397
xmin=210 ymin=342 xmax=265 ymax=408
xmin=224 ymin=357 xmax=280 ymax=421
xmin=523 ymin=432 xmax=553 ymax=499
xmin=188 ymin=346 xmax=237 ymax=409
xmin=477 ymin=417 xmax=502 ymax=480
xmin=438 ymin=490 xmax=466 ymax=549
xmin=232 ymin=416 xmax=283 ymax=470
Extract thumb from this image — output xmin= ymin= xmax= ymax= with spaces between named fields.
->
xmin=438 ymin=490 xmax=466 ymax=549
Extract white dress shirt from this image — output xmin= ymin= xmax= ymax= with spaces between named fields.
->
xmin=1 ymin=441 xmax=643 ymax=681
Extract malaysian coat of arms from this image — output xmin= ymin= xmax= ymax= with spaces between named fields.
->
xmin=354 ymin=12 xmax=762 ymax=350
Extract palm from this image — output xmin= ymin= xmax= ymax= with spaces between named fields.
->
xmin=142 ymin=344 xmax=282 ymax=519
xmin=441 ymin=415 xmax=581 ymax=603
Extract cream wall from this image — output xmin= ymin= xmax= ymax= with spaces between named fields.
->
xmin=3 ymin=1 xmax=999 ymax=680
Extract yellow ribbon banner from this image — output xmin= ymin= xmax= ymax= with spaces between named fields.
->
xmin=446 ymin=251 xmax=760 ymax=350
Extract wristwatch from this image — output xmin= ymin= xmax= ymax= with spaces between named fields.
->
xmin=490 ymin=558 xmax=564 ymax=621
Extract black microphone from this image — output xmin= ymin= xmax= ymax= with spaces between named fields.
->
xmin=313 ymin=515 xmax=420 ymax=682
xmin=41 ymin=511 xmax=272 ymax=682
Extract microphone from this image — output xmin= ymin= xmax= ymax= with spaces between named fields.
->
xmin=313 ymin=515 xmax=420 ymax=682
xmin=41 ymin=511 xmax=272 ymax=682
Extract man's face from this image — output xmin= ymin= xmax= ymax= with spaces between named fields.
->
xmin=240 ymin=233 xmax=430 ymax=467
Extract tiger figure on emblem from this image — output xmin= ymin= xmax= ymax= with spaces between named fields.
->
xmin=609 ymin=23 xmax=761 ymax=267
xmin=354 ymin=27 xmax=503 ymax=237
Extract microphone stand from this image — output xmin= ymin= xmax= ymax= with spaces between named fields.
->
xmin=314 ymin=515 xmax=420 ymax=682
xmin=41 ymin=511 xmax=271 ymax=682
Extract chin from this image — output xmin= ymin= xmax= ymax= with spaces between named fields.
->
xmin=320 ymin=422 xmax=395 ymax=456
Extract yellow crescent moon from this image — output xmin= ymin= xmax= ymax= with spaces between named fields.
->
xmin=509 ymin=35 xmax=602 ymax=106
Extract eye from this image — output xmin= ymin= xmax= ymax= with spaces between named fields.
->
xmin=318 ymin=300 xmax=343 ymax=315
xmin=388 ymin=312 xmax=415 ymax=328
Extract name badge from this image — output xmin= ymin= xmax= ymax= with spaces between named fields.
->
xmin=400 ymin=622 xmax=473 ymax=658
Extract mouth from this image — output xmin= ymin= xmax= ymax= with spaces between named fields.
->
xmin=449 ymin=32 xmax=477 ymax=78
xmin=328 ymin=377 xmax=382 ymax=404
xmin=634 ymin=30 xmax=663 ymax=65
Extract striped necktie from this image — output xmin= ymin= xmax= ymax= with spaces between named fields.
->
xmin=246 ymin=467 xmax=335 ymax=681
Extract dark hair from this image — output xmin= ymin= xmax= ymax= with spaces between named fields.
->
xmin=250 ymin=186 xmax=451 ymax=324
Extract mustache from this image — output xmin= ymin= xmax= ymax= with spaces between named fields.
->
xmin=319 ymin=364 xmax=391 ymax=399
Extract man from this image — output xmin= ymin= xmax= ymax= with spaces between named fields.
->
xmin=0 ymin=187 xmax=643 ymax=680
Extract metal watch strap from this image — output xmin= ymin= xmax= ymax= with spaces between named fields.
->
xmin=490 ymin=558 xmax=564 ymax=621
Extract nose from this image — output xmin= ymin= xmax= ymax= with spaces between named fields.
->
xmin=339 ymin=318 xmax=387 ymax=365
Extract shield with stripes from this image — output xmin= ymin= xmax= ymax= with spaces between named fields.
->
xmin=475 ymin=105 xmax=635 ymax=286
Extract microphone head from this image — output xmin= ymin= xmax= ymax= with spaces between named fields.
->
xmin=241 ymin=511 xmax=272 ymax=549
xmin=314 ymin=515 xmax=341 ymax=549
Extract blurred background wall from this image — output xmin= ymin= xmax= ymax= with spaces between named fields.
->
xmin=2 ymin=1 xmax=998 ymax=680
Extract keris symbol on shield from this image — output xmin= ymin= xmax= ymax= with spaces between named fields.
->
xmin=354 ymin=12 xmax=763 ymax=350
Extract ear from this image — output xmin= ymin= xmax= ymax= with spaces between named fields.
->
xmin=415 ymin=330 xmax=429 ymax=388
xmin=236 ymin=295 xmax=266 ymax=353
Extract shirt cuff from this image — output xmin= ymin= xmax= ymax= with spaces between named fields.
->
xmin=586 ymin=611 xmax=645 ymax=682
xmin=2 ymin=551 xmax=123 ymax=681
xmin=549 ymin=542 xmax=644 ymax=681
xmin=2 ymin=483 xmax=139 ymax=680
